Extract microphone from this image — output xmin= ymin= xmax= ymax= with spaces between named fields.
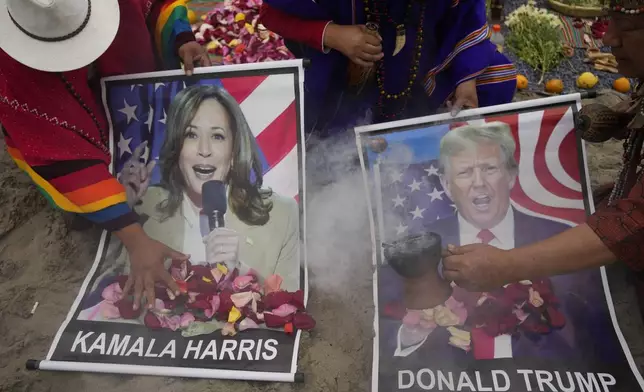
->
xmin=202 ymin=180 xmax=227 ymax=231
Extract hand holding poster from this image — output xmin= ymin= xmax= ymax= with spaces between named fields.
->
xmin=33 ymin=60 xmax=311 ymax=382
xmin=355 ymin=94 xmax=644 ymax=392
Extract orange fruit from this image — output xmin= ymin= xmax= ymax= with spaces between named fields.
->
xmin=613 ymin=77 xmax=631 ymax=93
xmin=545 ymin=79 xmax=564 ymax=94
xmin=516 ymin=75 xmax=529 ymax=90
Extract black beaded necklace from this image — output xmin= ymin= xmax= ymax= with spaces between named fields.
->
xmin=58 ymin=73 xmax=110 ymax=157
xmin=364 ymin=0 xmax=427 ymax=120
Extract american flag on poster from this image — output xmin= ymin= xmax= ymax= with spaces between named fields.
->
xmin=379 ymin=104 xmax=586 ymax=242
xmin=105 ymin=74 xmax=300 ymax=201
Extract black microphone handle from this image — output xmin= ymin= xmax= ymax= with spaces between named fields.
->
xmin=208 ymin=210 xmax=225 ymax=231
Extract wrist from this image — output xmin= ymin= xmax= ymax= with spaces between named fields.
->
xmin=115 ymin=223 xmax=148 ymax=250
xmin=322 ymin=22 xmax=341 ymax=52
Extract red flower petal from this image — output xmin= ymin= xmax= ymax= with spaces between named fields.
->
xmin=545 ymin=306 xmax=566 ymax=328
xmin=293 ymin=313 xmax=316 ymax=330
xmin=144 ymin=311 xmax=162 ymax=329
xmin=190 ymin=265 xmax=214 ymax=280
xmin=521 ymin=315 xmax=550 ymax=334
xmin=263 ymin=291 xmax=293 ymax=310
xmin=186 ymin=299 xmax=211 ymax=310
xmin=116 ymin=275 xmax=129 ymax=290
xmin=382 ymin=302 xmax=407 ymax=320
xmin=115 ymin=299 xmax=142 ymax=319
xmin=264 ymin=312 xmax=292 ymax=328
xmin=217 ymin=289 xmax=234 ymax=315
xmin=290 ymin=290 xmax=305 ymax=310
xmin=242 ymin=307 xmax=263 ymax=325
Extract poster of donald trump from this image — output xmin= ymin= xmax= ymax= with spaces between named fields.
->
xmin=355 ymin=94 xmax=644 ymax=392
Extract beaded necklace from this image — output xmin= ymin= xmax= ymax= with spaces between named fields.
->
xmin=58 ymin=73 xmax=111 ymax=157
xmin=364 ymin=0 xmax=428 ymax=120
xmin=609 ymin=81 xmax=644 ymax=204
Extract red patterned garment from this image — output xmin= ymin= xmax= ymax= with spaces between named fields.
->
xmin=0 ymin=0 xmax=195 ymax=232
xmin=587 ymin=176 xmax=644 ymax=271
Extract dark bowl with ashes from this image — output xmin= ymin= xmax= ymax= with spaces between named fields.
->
xmin=383 ymin=232 xmax=451 ymax=310
xmin=383 ymin=232 xmax=442 ymax=279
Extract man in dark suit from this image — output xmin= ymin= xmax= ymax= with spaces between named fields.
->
xmin=378 ymin=122 xmax=621 ymax=364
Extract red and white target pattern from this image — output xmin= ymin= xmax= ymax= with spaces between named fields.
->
xmin=451 ymin=105 xmax=586 ymax=226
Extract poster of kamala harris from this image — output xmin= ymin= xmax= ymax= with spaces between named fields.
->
xmin=40 ymin=61 xmax=311 ymax=382
xmin=355 ymin=94 xmax=644 ymax=392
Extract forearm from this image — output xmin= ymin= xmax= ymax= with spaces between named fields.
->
xmin=509 ymin=223 xmax=617 ymax=280
xmin=114 ymin=223 xmax=148 ymax=250
xmin=3 ymin=129 xmax=138 ymax=232
xmin=259 ymin=3 xmax=332 ymax=53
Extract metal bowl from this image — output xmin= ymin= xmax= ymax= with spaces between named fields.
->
xmin=382 ymin=232 xmax=442 ymax=279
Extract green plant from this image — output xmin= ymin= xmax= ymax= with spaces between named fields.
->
xmin=505 ymin=0 xmax=565 ymax=84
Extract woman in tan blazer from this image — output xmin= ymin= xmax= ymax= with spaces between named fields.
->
xmin=79 ymin=84 xmax=301 ymax=321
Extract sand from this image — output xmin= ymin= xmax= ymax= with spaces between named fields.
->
xmin=3 ymin=90 xmax=644 ymax=392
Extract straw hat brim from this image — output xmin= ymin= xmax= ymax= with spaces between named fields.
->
xmin=0 ymin=0 xmax=120 ymax=72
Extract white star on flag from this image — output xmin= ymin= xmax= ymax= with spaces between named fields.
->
xmin=427 ymin=187 xmax=445 ymax=202
xmin=395 ymin=223 xmax=408 ymax=236
xmin=118 ymin=133 xmax=133 ymax=158
xmin=130 ymin=84 xmax=144 ymax=91
xmin=154 ymin=83 xmax=166 ymax=91
xmin=424 ymin=165 xmax=439 ymax=177
xmin=159 ymin=109 xmax=167 ymax=125
xmin=409 ymin=205 xmax=426 ymax=220
xmin=144 ymin=105 xmax=154 ymax=132
xmin=390 ymin=170 xmax=403 ymax=183
xmin=407 ymin=178 xmax=422 ymax=192
xmin=392 ymin=194 xmax=405 ymax=208
xmin=118 ymin=99 xmax=138 ymax=124
xmin=450 ymin=204 xmax=458 ymax=212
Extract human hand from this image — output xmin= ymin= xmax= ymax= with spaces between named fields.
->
xmin=442 ymin=243 xmax=519 ymax=292
xmin=447 ymin=79 xmax=479 ymax=116
xmin=324 ymin=23 xmax=384 ymax=67
xmin=204 ymin=227 xmax=241 ymax=272
xmin=120 ymin=227 xmax=190 ymax=311
xmin=178 ymin=41 xmax=212 ymax=76
xmin=119 ymin=141 xmax=156 ymax=207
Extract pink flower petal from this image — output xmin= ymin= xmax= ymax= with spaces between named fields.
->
xmin=231 ymin=291 xmax=253 ymax=308
xmin=222 ymin=322 xmax=237 ymax=336
xmin=239 ymin=317 xmax=259 ymax=331
xmin=264 ymin=274 xmax=282 ymax=294
xmin=272 ymin=303 xmax=298 ymax=318
xmin=233 ymin=275 xmax=254 ymax=291
xmin=101 ymin=302 xmax=121 ymax=319
xmin=180 ymin=312 xmax=196 ymax=328
xmin=101 ymin=282 xmax=123 ymax=303
xmin=402 ymin=310 xmax=422 ymax=326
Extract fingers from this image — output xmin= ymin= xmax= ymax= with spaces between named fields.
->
xmin=145 ymin=160 xmax=157 ymax=177
xmin=364 ymin=33 xmax=382 ymax=47
xmin=183 ymin=54 xmax=195 ymax=76
xmin=144 ymin=273 xmax=156 ymax=309
xmin=133 ymin=277 xmax=144 ymax=311
xmin=158 ymin=268 xmax=181 ymax=295
xmin=167 ymin=247 xmax=189 ymax=261
xmin=362 ymin=42 xmax=383 ymax=55
xmin=123 ymin=275 xmax=134 ymax=296
xmin=198 ymin=53 xmax=212 ymax=67
xmin=350 ymin=56 xmax=374 ymax=68
xmin=357 ymin=51 xmax=384 ymax=63
xmin=442 ymin=269 xmax=461 ymax=283
xmin=450 ymin=98 xmax=465 ymax=117
xmin=449 ymin=243 xmax=485 ymax=255
xmin=131 ymin=141 xmax=147 ymax=161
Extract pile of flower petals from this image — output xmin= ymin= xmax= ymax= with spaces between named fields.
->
xmin=466 ymin=279 xmax=565 ymax=337
xmin=193 ymin=0 xmax=294 ymax=65
xmin=101 ymin=259 xmax=314 ymax=336
xmin=388 ymin=297 xmax=471 ymax=351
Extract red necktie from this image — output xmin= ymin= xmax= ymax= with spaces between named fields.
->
xmin=477 ymin=229 xmax=495 ymax=245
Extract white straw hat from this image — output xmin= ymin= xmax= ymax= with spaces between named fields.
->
xmin=0 ymin=0 xmax=120 ymax=72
